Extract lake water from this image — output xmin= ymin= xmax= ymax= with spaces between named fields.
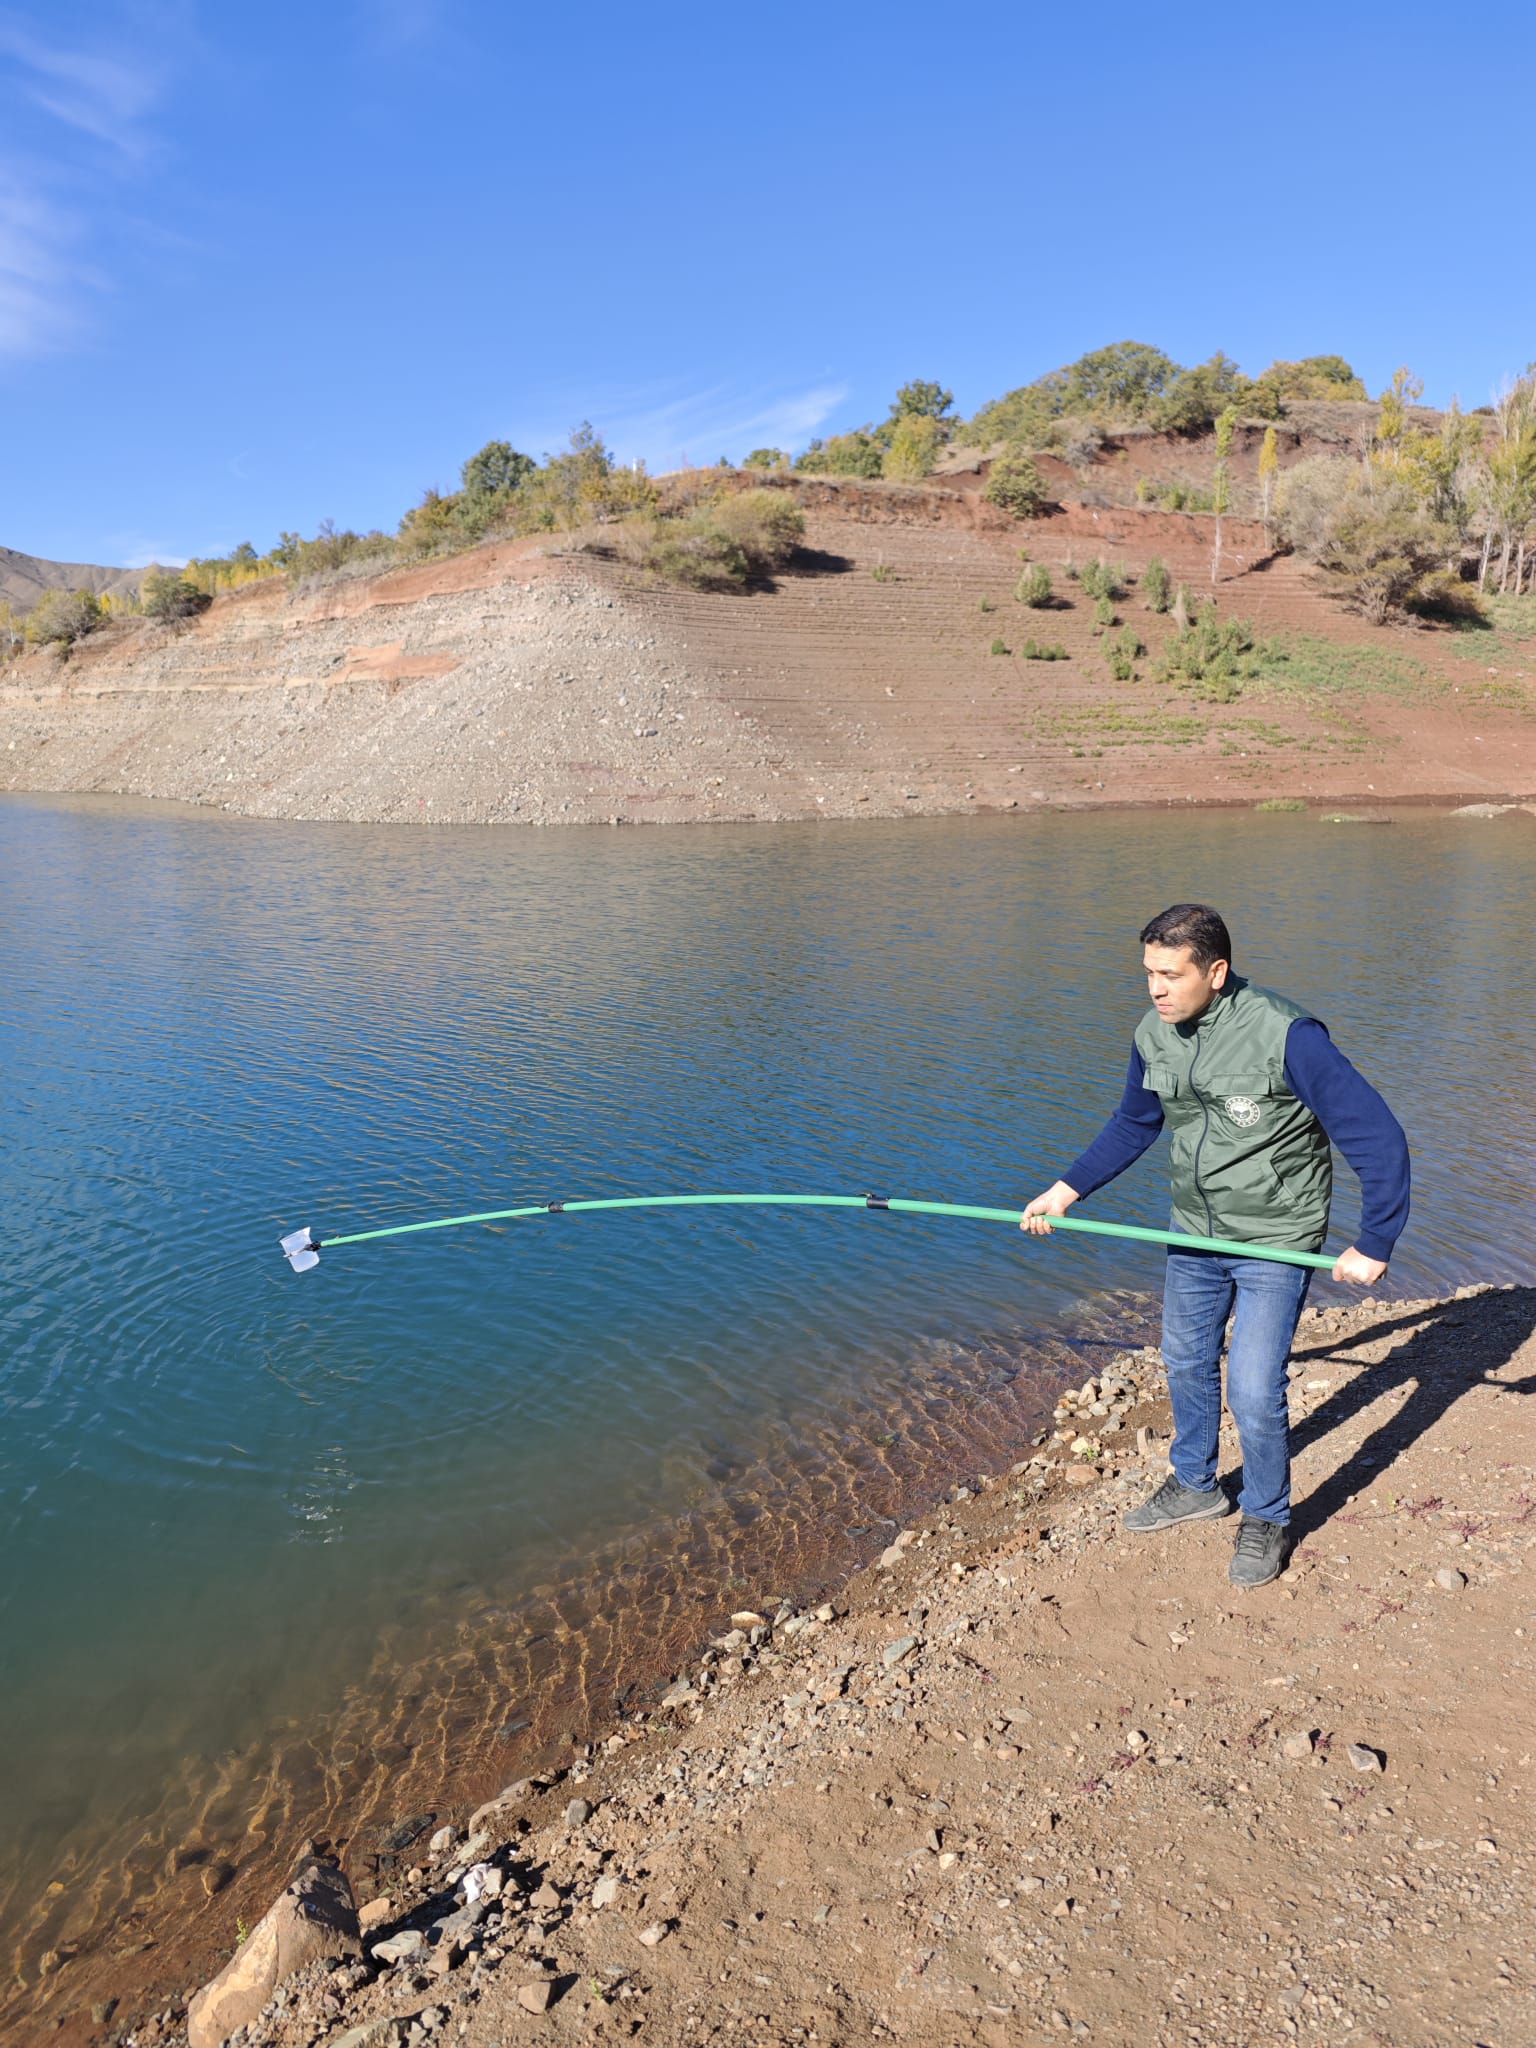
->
xmin=2 ymin=796 xmax=1533 ymax=2002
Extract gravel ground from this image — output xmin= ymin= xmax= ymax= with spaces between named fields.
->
xmin=99 ymin=1282 xmax=1534 ymax=2048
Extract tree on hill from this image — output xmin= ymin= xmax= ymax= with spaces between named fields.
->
xmin=888 ymin=380 xmax=955 ymax=425
xmin=25 ymin=587 xmax=103 ymax=648
xmin=461 ymin=440 xmax=536 ymax=497
xmin=1252 ymin=355 xmax=1368 ymax=409
xmin=796 ymin=429 xmax=884 ymax=478
xmin=1376 ymin=366 xmax=1425 ymax=467
xmin=142 ymin=570 xmax=212 ymax=621
xmin=1258 ymin=425 xmax=1279 ymax=543
xmin=1211 ymin=406 xmax=1237 ymax=582
xmin=965 ymin=341 xmax=1183 ymax=448
xmin=1153 ymin=353 xmax=1253 ymax=435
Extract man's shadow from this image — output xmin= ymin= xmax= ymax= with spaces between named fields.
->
xmin=1229 ymin=1288 xmax=1536 ymax=1545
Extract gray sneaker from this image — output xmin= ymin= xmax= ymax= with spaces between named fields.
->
xmin=1122 ymin=1474 xmax=1234 ymax=1533
xmin=1229 ymin=1515 xmax=1290 ymax=1587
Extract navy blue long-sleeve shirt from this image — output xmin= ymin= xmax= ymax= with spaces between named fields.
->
xmin=1062 ymin=1019 xmax=1410 ymax=1263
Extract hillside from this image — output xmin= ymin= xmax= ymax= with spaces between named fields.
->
xmin=0 ymin=545 xmax=143 ymax=613
xmin=3 ymin=450 xmax=1535 ymax=823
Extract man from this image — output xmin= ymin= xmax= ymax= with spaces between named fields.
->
xmin=1023 ymin=903 xmax=1410 ymax=1588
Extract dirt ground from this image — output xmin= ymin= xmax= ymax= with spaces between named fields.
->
xmin=105 ymin=1282 xmax=1533 ymax=2048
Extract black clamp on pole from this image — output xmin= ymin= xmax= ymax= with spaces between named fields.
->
xmin=546 ymin=1201 xmax=567 ymax=1214
xmin=864 ymin=1193 xmax=891 ymax=1210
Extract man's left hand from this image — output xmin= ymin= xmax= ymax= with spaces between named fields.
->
xmin=1332 ymin=1247 xmax=1388 ymax=1286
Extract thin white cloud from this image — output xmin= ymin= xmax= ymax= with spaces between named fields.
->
xmin=0 ymin=17 xmax=160 ymax=156
xmin=0 ymin=10 xmax=168 ymax=358
xmin=112 ymin=537 xmax=188 ymax=568
xmin=548 ymin=379 xmax=851 ymax=471
xmin=0 ymin=175 xmax=82 ymax=356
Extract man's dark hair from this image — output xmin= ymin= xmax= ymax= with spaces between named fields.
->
xmin=1139 ymin=903 xmax=1232 ymax=969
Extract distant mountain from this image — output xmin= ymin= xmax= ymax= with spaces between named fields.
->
xmin=1 ymin=546 xmax=145 ymax=613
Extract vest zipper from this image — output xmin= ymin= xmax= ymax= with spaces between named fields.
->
xmin=1187 ymin=1030 xmax=1216 ymax=1235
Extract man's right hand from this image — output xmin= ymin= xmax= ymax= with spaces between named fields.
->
xmin=1021 ymin=1181 xmax=1081 ymax=1236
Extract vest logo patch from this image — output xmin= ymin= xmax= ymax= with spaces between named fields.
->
xmin=1224 ymin=1095 xmax=1263 ymax=1128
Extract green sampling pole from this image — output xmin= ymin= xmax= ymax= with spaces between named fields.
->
xmin=278 ymin=1194 xmax=1338 ymax=1273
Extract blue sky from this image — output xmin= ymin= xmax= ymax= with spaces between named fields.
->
xmin=3 ymin=0 xmax=1534 ymax=568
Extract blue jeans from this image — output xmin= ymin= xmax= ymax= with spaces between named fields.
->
xmin=1161 ymin=1250 xmax=1313 ymax=1526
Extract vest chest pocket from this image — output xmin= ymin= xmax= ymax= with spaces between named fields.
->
xmin=1143 ymin=1064 xmax=1180 ymax=1098
xmin=1199 ymin=1073 xmax=1278 ymax=1129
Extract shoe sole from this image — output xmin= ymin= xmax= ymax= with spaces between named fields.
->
xmin=1122 ymin=1493 xmax=1234 ymax=1533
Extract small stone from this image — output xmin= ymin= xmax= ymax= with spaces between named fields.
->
xmin=730 ymin=1611 xmax=767 ymax=1629
xmin=565 ymin=1798 xmax=592 ymax=1827
xmin=1019 ymin=1876 xmax=1045 ymax=1894
xmin=530 ymin=1881 xmax=562 ymax=1912
xmin=638 ymin=1921 xmax=670 ymax=1947
xmin=1475 ymin=1838 xmax=1498 ymax=1855
xmin=882 ymin=1636 xmax=918 ymax=1669
xmin=816 ymin=1603 xmax=836 ymax=1623
xmin=372 ymin=1928 xmax=426 ymax=1965
xmin=1435 ymin=1567 xmax=1467 ymax=1591
xmin=359 ymin=1895 xmax=396 ymax=1931
xmin=1281 ymin=1731 xmax=1315 ymax=1761
xmin=1126 ymin=1729 xmax=1148 ymax=1751
xmin=1070 ymin=1436 xmax=1095 ymax=1456
xmin=201 ymin=1863 xmax=235 ymax=1898
xmin=592 ymin=1876 xmax=622 ymax=1909
xmin=91 ymin=2002 xmax=118 ymax=2027
xmin=1346 ymin=1743 xmax=1383 ymax=1773
xmin=517 ymin=1979 xmax=554 ymax=2015
xmin=1063 ymin=1466 xmax=1097 ymax=1488
xmin=428 ymin=1826 xmax=458 ymax=1856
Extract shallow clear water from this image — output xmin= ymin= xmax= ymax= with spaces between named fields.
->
xmin=1 ymin=796 xmax=1532 ymax=1983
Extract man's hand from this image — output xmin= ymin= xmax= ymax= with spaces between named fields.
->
xmin=1021 ymin=1181 xmax=1081 ymax=1237
xmin=1332 ymin=1246 xmax=1388 ymax=1286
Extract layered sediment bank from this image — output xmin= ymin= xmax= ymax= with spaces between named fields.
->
xmin=40 ymin=1282 xmax=1535 ymax=2048
xmin=5 ymin=496 xmax=1535 ymax=825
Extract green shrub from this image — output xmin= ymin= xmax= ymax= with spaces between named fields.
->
xmin=1079 ymin=557 xmax=1126 ymax=600
xmin=742 ymin=447 xmax=789 ymax=470
xmin=1021 ymin=639 xmax=1068 ymax=660
xmin=461 ymin=440 xmax=535 ymax=497
xmin=990 ymin=636 xmax=1009 ymax=655
xmin=1093 ymin=596 xmax=1117 ymax=632
xmin=1108 ymin=649 xmax=1135 ymax=681
xmin=983 ymin=452 xmax=1047 ymax=518
xmin=142 ymin=571 xmax=213 ymax=622
xmin=1153 ymin=602 xmax=1263 ymax=700
xmin=630 ymin=489 xmax=806 ymax=591
xmin=796 ymin=430 xmax=884 ymax=479
xmin=872 ymin=561 xmax=895 ymax=583
xmin=1016 ymin=563 xmax=1053 ymax=607
xmin=1255 ymin=798 xmax=1308 ymax=812
xmin=1142 ymin=557 xmax=1171 ymax=612
xmin=980 ymin=595 xmax=995 ymax=611
xmin=883 ymin=414 xmax=945 ymax=480
xmin=25 ymin=587 xmax=103 ymax=646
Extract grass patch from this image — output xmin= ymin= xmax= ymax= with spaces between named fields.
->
xmin=1255 ymin=797 xmax=1308 ymax=811
xmin=1038 ymin=705 xmax=1209 ymax=748
xmin=1251 ymin=633 xmax=1432 ymax=699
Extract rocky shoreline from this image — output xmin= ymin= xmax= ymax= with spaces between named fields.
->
xmin=46 ymin=1281 xmax=1532 ymax=2048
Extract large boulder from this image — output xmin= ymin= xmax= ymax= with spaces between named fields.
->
xmin=187 ymin=1862 xmax=361 ymax=2048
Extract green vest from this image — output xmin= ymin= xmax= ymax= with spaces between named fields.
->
xmin=1133 ymin=976 xmax=1332 ymax=1252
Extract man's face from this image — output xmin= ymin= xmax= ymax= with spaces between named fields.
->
xmin=1144 ymin=942 xmax=1228 ymax=1025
